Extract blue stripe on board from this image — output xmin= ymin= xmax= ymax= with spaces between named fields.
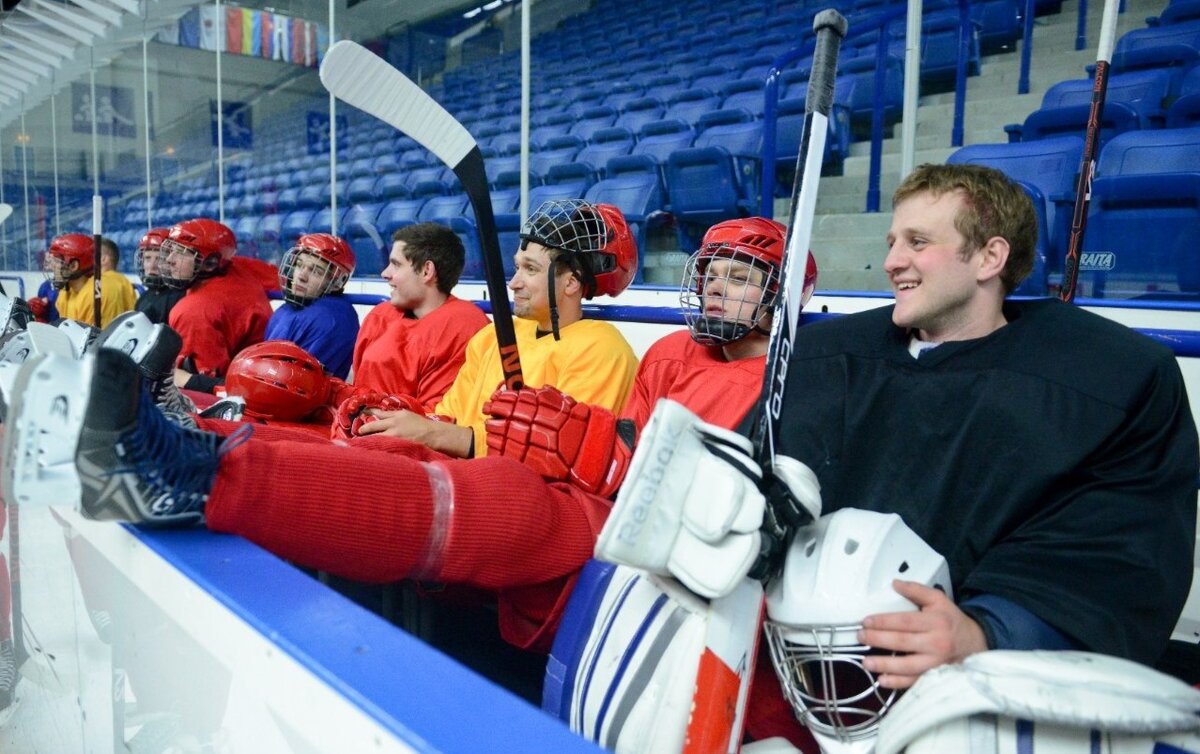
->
xmin=1016 ymin=719 xmax=1035 ymax=754
xmin=125 ymin=525 xmax=602 ymax=753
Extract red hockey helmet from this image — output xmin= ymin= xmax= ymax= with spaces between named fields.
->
xmin=136 ymin=227 xmax=172 ymax=289
xmin=519 ymin=199 xmax=637 ymax=300
xmin=681 ymin=217 xmax=819 ymax=346
xmin=224 ymin=340 xmax=330 ymax=421
xmin=44 ymin=233 xmax=95 ymax=289
xmin=162 ymin=218 xmax=238 ymax=289
xmin=279 ymin=233 xmax=356 ymax=306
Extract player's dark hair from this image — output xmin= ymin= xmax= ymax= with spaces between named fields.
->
xmin=393 ymin=222 xmax=466 ymax=293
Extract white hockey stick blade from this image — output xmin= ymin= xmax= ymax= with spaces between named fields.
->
xmin=0 ymin=203 xmax=11 ymax=227
xmin=320 ymin=41 xmax=476 ymax=170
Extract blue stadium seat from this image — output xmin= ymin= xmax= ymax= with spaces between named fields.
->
xmin=530 ymin=123 xmax=574 ymax=150
xmin=737 ymin=53 xmax=778 ymax=82
xmin=490 ymin=131 xmax=522 ymax=155
xmin=585 ymin=154 xmax=664 ymax=281
xmin=373 ymin=173 xmax=409 ymax=202
xmin=376 ymin=198 xmax=429 ymax=238
xmin=632 ymin=119 xmax=696 ymax=172
xmin=695 ymin=109 xmax=764 ymax=204
xmin=280 ymin=209 xmax=316 ymax=251
xmin=615 ymin=97 xmax=667 ymax=136
xmin=306 ymin=206 xmax=346 ymax=236
xmin=642 ymin=74 xmax=686 ymax=102
xmin=418 ymin=194 xmax=470 ymax=225
xmin=1009 ymin=69 xmax=1174 ymax=144
xmin=720 ymin=79 xmax=767 ymax=117
xmin=530 ymin=135 xmax=586 ymax=180
xmin=1111 ymin=19 xmax=1200 ymax=90
xmin=1080 ymin=127 xmax=1200 ymax=297
xmin=666 ymin=144 xmax=752 ymax=248
xmin=688 ymin=64 xmax=735 ymax=93
xmin=664 ymin=88 xmax=723 ymax=127
xmin=1150 ymin=0 xmax=1200 ymax=26
xmin=406 ymin=166 xmax=449 ymax=195
xmin=345 ymin=176 xmax=379 ymax=204
xmin=255 ymin=213 xmax=285 ymax=262
xmin=419 ymin=194 xmax=484 ymax=279
xmin=601 ymin=82 xmax=644 ymax=111
xmin=774 ymin=97 xmax=852 ymax=191
xmin=297 ymin=183 xmax=328 ymax=210
xmin=575 ymin=127 xmax=635 ymax=177
xmin=1166 ymin=66 xmax=1200 ymax=127
xmin=570 ymin=105 xmax=620 ymax=141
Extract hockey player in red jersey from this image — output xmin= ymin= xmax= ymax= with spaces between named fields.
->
xmin=349 ymin=222 xmax=490 ymax=411
xmin=162 ymin=218 xmax=274 ymax=390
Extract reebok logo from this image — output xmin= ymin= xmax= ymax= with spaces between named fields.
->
xmin=617 ymin=422 xmax=684 ymax=546
xmin=1080 ymin=252 xmax=1115 ymax=271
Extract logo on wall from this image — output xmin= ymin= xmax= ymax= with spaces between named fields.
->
xmin=211 ymin=101 xmax=253 ymax=149
xmin=72 ymin=83 xmax=137 ymax=138
xmin=305 ymin=112 xmax=348 ymax=155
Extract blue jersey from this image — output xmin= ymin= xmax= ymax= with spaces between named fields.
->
xmin=264 ymin=295 xmax=360 ymax=379
xmin=37 ymin=280 xmax=61 ymax=324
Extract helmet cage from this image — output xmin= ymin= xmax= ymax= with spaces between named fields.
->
xmin=519 ymin=198 xmax=611 ymax=298
xmin=44 ymin=252 xmax=89 ymax=290
xmin=160 ymin=237 xmax=216 ymax=289
xmin=763 ymin=622 xmax=900 ymax=744
xmin=680 ymin=245 xmax=780 ymax=346
xmin=135 ymin=246 xmax=165 ymax=289
xmin=279 ymin=245 xmax=350 ymax=306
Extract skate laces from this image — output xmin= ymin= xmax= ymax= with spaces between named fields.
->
xmin=111 ymin=388 xmax=252 ymax=516
xmin=149 ymin=371 xmax=196 ymax=415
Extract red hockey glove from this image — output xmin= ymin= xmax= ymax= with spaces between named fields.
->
xmin=28 ymin=296 xmax=51 ymax=323
xmin=484 ymin=385 xmax=633 ymax=498
xmin=325 ymin=376 xmax=364 ymax=410
xmin=331 ymin=392 xmax=424 ymax=439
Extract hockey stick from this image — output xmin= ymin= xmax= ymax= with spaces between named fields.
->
xmin=1059 ymin=0 xmax=1121 ymax=303
xmin=0 ymin=204 xmax=11 ymax=227
xmin=756 ymin=11 xmax=847 ymax=483
xmin=92 ymin=198 xmax=103 ymax=328
xmin=320 ymin=42 xmax=524 ymax=389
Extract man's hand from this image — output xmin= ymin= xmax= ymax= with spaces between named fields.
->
xmin=483 ymin=385 xmax=631 ymax=497
xmin=595 ymin=399 xmax=820 ymax=599
xmin=859 ymin=580 xmax=989 ymax=689
xmin=331 ymin=392 xmax=422 ymax=439
xmin=357 ymin=408 xmax=473 ymax=457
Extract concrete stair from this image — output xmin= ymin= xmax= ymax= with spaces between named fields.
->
xmin=807 ymin=0 xmax=1165 ymax=292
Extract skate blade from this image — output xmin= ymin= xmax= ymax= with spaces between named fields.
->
xmin=1 ymin=353 xmax=92 ymax=507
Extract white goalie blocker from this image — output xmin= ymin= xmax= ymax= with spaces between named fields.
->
xmin=543 ymin=559 xmax=763 ymax=754
xmin=874 ymin=650 xmax=1200 ymax=754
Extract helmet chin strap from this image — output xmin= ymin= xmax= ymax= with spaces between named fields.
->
xmin=547 ymin=263 xmax=561 ymax=341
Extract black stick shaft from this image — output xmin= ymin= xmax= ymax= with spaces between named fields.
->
xmin=756 ymin=10 xmax=847 ymax=468
xmin=1060 ymin=0 xmax=1120 ymax=303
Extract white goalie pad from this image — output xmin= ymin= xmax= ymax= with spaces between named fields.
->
xmin=875 ymin=650 xmax=1200 ymax=754
xmin=544 ymin=560 xmax=763 ymax=754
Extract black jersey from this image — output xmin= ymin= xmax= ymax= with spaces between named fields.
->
xmin=779 ymin=298 xmax=1197 ymax=664
xmin=135 ymin=287 xmax=186 ymax=325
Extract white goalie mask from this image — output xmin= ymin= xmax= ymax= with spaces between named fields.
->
xmin=763 ymin=509 xmax=952 ymax=753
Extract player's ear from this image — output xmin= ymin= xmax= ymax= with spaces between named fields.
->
xmin=976 ymin=236 xmax=1009 ymax=284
